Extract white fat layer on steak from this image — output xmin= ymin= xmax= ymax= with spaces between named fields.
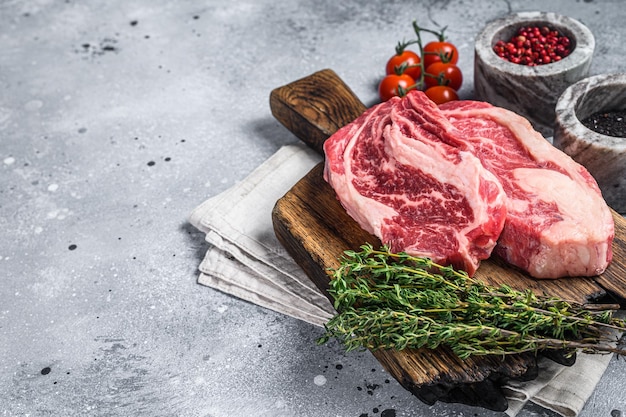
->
xmin=513 ymin=168 xmax=610 ymax=277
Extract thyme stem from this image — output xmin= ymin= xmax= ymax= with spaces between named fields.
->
xmin=319 ymin=244 xmax=626 ymax=359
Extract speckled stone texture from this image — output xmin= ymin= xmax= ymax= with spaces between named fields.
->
xmin=475 ymin=12 xmax=595 ymax=136
xmin=2 ymin=1 xmax=626 ymax=417
xmin=554 ymin=73 xmax=626 ymax=213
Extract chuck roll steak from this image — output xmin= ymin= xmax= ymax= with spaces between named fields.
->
xmin=440 ymin=100 xmax=614 ymax=278
xmin=323 ymin=91 xmax=507 ymax=276
xmin=323 ymin=90 xmax=614 ymax=279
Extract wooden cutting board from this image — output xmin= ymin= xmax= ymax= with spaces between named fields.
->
xmin=269 ymin=69 xmax=626 ymax=411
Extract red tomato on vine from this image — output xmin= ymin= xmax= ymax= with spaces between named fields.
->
xmin=385 ymin=50 xmax=422 ymax=80
xmin=378 ymin=73 xmax=415 ymax=102
xmin=424 ymin=85 xmax=458 ymax=104
xmin=424 ymin=62 xmax=463 ymax=90
xmin=379 ymin=22 xmax=462 ymax=104
xmin=423 ymin=41 xmax=459 ymax=68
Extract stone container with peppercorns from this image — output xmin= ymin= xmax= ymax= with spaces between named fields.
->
xmin=554 ymin=73 xmax=626 ymax=214
xmin=474 ymin=11 xmax=595 ymax=136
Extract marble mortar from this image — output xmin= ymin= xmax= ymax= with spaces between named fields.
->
xmin=554 ymin=73 xmax=626 ymax=214
xmin=474 ymin=11 xmax=595 ymax=136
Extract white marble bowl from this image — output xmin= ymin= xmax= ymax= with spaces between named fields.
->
xmin=474 ymin=12 xmax=595 ymax=136
xmin=554 ymin=73 xmax=626 ymax=213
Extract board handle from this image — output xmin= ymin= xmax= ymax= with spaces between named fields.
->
xmin=269 ymin=69 xmax=367 ymax=154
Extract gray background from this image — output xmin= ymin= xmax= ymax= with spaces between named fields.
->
xmin=1 ymin=1 xmax=624 ymax=416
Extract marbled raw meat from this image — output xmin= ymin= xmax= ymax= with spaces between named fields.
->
xmin=440 ymin=100 xmax=614 ymax=278
xmin=323 ymin=91 xmax=507 ymax=276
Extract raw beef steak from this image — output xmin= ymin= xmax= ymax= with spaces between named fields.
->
xmin=323 ymin=91 xmax=507 ymax=276
xmin=440 ymin=100 xmax=614 ymax=278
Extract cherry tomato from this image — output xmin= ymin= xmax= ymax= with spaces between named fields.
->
xmin=424 ymin=62 xmax=463 ymax=90
xmin=423 ymin=41 xmax=459 ymax=68
xmin=424 ymin=85 xmax=459 ymax=105
xmin=378 ymin=73 xmax=415 ymax=102
xmin=385 ymin=50 xmax=422 ymax=80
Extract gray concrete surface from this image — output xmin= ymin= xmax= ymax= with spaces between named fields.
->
xmin=1 ymin=1 xmax=624 ymax=416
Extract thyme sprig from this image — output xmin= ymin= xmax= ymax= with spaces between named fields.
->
xmin=318 ymin=244 xmax=626 ymax=359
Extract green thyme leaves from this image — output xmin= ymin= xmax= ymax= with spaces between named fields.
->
xmin=318 ymin=244 xmax=625 ymax=359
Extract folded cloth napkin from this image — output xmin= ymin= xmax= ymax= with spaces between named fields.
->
xmin=189 ymin=142 xmax=615 ymax=417
xmin=503 ymin=349 xmax=615 ymax=417
xmin=189 ymin=143 xmax=335 ymax=327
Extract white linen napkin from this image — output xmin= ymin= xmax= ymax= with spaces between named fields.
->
xmin=188 ymin=143 xmax=335 ymax=327
xmin=503 ymin=350 xmax=614 ymax=417
xmin=188 ymin=142 xmax=615 ymax=417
